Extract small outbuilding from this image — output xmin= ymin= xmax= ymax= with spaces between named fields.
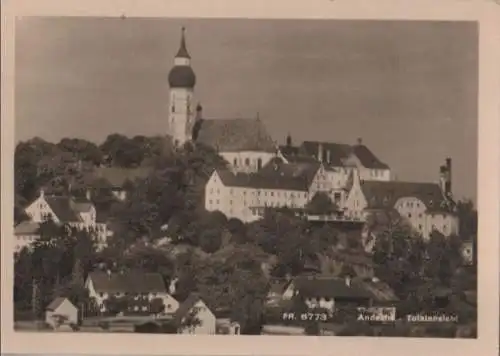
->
xmin=45 ymin=297 xmax=78 ymax=329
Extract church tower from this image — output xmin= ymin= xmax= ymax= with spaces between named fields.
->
xmin=168 ymin=27 xmax=196 ymax=147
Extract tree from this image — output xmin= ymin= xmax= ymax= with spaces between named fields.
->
xmin=150 ymin=298 xmax=166 ymax=315
xmin=371 ymin=210 xmax=426 ymax=300
xmin=57 ymin=138 xmax=103 ymax=165
xmin=305 ymin=192 xmax=338 ymax=215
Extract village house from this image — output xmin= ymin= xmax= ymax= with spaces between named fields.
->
xmin=15 ymin=189 xmax=108 ymax=251
xmin=93 ymin=166 xmax=152 ymax=201
xmin=45 ymin=297 xmax=78 ymax=329
xmin=282 ymin=275 xmax=374 ymax=313
xmin=172 ymin=293 xmax=216 ymax=334
xmin=85 ymin=270 xmax=179 ymax=315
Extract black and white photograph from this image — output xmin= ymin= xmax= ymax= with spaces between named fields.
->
xmin=2 ymin=1 xmax=500 ymax=355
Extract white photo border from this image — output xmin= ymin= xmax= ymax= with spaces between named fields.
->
xmin=2 ymin=1 xmax=499 ymax=355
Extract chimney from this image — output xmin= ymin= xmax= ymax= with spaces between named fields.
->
xmin=445 ymin=157 xmax=452 ymax=196
xmin=195 ymin=103 xmax=203 ymax=121
xmin=40 ymin=188 xmax=45 ymax=198
xmin=317 ymin=143 xmax=324 ymax=162
xmin=357 ymin=137 xmax=363 ymax=145
xmin=286 ymin=133 xmax=292 ymax=147
xmin=169 ymin=277 xmax=178 ymax=295
xmin=439 ymin=159 xmax=452 ymax=197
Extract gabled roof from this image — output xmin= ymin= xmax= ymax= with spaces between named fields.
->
xmin=46 ymin=297 xmax=72 ymax=311
xmin=44 ymin=196 xmax=82 ymax=222
xmin=215 ymin=159 xmax=319 ymax=192
xmin=88 ymin=271 xmax=167 ymax=294
xmin=352 ymin=278 xmax=399 ymax=302
xmin=351 ymin=144 xmax=389 ymax=169
xmin=193 ymin=118 xmax=276 ymax=153
xmin=14 ymin=221 xmax=41 ymax=235
xmin=173 ymin=293 xmax=205 ymax=325
xmin=360 ymin=180 xmax=451 ymax=212
xmin=278 ymin=145 xmax=317 ymax=164
xmin=94 ymin=166 xmax=152 ymax=188
xmin=299 ymin=141 xmax=389 ymax=169
xmin=293 ymin=276 xmax=372 ymax=300
xmin=300 ymin=141 xmax=352 ymax=167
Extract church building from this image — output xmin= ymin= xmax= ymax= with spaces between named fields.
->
xmin=167 ymin=28 xmax=459 ymax=239
xmin=167 ymin=28 xmax=277 ymax=174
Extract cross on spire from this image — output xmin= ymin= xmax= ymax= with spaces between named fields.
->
xmin=176 ymin=26 xmax=191 ymax=59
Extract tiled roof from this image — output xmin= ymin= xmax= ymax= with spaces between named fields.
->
xmin=94 ymin=166 xmax=152 ymax=188
xmin=293 ymin=276 xmax=372 ymax=300
xmin=193 ymin=118 xmax=276 ymax=153
xmin=88 ymin=271 xmax=167 ymax=294
xmin=360 ymin=180 xmax=451 ymax=212
xmin=352 ymin=278 xmax=399 ymax=302
xmin=352 ymin=145 xmax=389 ymax=169
xmin=46 ymin=297 xmax=71 ymax=311
xmin=300 ymin=141 xmax=352 ymax=167
xmin=44 ymin=196 xmax=81 ymax=222
xmin=173 ymin=293 xmax=203 ymax=325
xmin=72 ymin=198 xmax=93 ymax=213
xmin=278 ymin=145 xmax=317 ymax=164
xmin=299 ymin=141 xmax=389 ymax=169
xmin=14 ymin=221 xmax=41 ymax=235
xmin=216 ymin=159 xmax=319 ymax=191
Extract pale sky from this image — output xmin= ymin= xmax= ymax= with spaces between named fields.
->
xmin=15 ymin=18 xmax=478 ymax=201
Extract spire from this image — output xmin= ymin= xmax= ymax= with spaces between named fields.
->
xmin=176 ymin=27 xmax=191 ymax=59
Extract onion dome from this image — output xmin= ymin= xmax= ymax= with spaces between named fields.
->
xmin=168 ymin=27 xmax=196 ymax=88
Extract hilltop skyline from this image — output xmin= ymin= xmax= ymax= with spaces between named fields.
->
xmin=15 ymin=18 xmax=478 ymax=200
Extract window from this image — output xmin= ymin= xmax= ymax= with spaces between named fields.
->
xmin=271 ymin=192 xmax=274 ymax=197
xmin=171 ymin=105 xmax=175 ymax=113
xmin=210 ymin=188 xmax=213 ymax=194
xmin=216 ymin=200 xmax=220 ymax=205
xmin=408 ymin=213 xmax=412 ymax=218
xmin=418 ymin=214 xmax=423 ymax=218
xmin=257 ymin=158 xmax=263 ymax=170
xmin=209 ymin=200 xmax=212 ymax=205
xmin=419 ymin=224 xmax=423 ymax=230
xmin=229 ymin=200 xmax=233 ymax=205
xmin=245 ymin=158 xmax=250 ymax=166
xmin=233 ymin=158 xmax=237 ymax=167
xmin=230 ymin=189 xmax=234 ymax=194
xmin=217 ymin=189 xmax=220 ymax=194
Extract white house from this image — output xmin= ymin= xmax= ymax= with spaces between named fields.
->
xmin=173 ymin=293 xmax=216 ymax=334
xmin=345 ymin=159 xmax=459 ymax=239
xmin=19 ymin=189 xmax=108 ymax=250
xmin=282 ymin=275 xmax=373 ymax=313
xmin=85 ymin=270 xmax=179 ymax=315
xmin=204 ymin=159 xmax=319 ymax=222
xmin=14 ymin=221 xmax=40 ymax=253
xmin=45 ymin=297 xmax=78 ymax=329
